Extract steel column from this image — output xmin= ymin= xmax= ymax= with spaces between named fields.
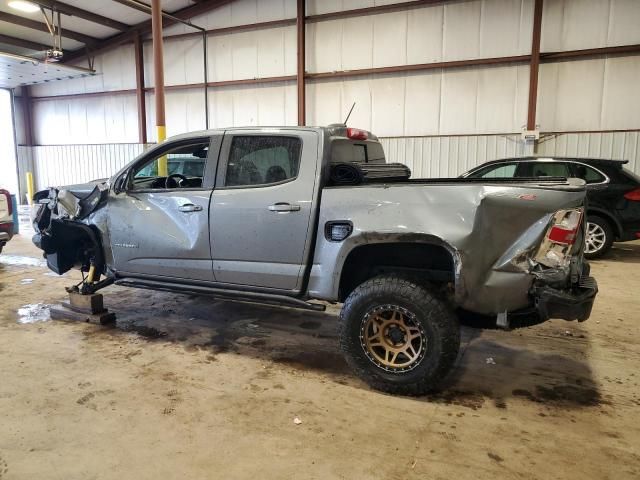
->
xmin=527 ymin=0 xmax=543 ymax=131
xmin=296 ymin=0 xmax=306 ymax=126
xmin=134 ymin=34 xmax=147 ymax=144
xmin=20 ymin=87 xmax=34 ymax=147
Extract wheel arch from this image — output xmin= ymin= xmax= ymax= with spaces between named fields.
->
xmin=337 ymin=235 xmax=460 ymax=302
xmin=586 ymin=207 xmax=621 ymax=239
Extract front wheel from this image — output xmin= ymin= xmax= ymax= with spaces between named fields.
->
xmin=584 ymin=216 xmax=614 ymax=259
xmin=338 ymin=275 xmax=460 ymax=395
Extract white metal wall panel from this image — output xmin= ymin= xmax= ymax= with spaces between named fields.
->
xmin=537 ymin=131 xmax=640 ymax=176
xmin=307 ymin=0 xmax=533 ymax=72
xmin=541 ymin=0 xmax=640 ymax=52
xmin=32 ymin=95 xmax=139 ymax=144
xmin=537 ymin=56 xmax=640 ymax=132
xmin=380 ymin=134 xmax=525 ymax=178
xmin=306 ymin=0 xmax=417 ymax=16
xmin=30 ymin=143 xmax=146 ymax=190
xmin=308 ymin=64 xmax=528 ymax=137
xmin=206 ymin=82 xmax=297 ymax=130
xmin=163 ymin=0 xmax=296 ymax=36
xmin=205 ymin=26 xmax=296 ymax=82
xmin=144 ymin=36 xmax=205 ymax=88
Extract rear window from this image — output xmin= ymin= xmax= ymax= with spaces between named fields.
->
xmin=331 ymin=140 xmax=386 ymax=164
xmin=572 ymin=164 xmax=606 ymax=184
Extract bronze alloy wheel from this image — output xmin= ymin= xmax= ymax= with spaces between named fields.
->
xmin=359 ymin=304 xmax=427 ymax=373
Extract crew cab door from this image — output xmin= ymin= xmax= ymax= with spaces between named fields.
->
xmin=107 ymin=135 xmax=221 ymax=281
xmin=210 ymin=130 xmax=320 ymax=291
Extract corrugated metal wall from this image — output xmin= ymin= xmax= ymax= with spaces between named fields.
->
xmin=380 ymin=134 xmax=526 ymax=178
xmin=18 ymin=144 xmax=147 ymax=192
xmin=537 ymin=131 xmax=640 ymax=175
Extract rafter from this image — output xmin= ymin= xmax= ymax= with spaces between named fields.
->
xmin=31 ymin=0 xmax=130 ymax=31
xmin=0 ymin=11 xmax=98 ymax=45
xmin=63 ymin=0 xmax=233 ymax=62
xmin=0 ymin=34 xmax=49 ymax=52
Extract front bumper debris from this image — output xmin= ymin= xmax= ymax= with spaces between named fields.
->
xmin=533 ymin=275 xmax=598 ymax=322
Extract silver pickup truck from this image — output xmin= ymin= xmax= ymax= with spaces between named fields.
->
xmin=32 ymin=125 xmax=597 ymax=395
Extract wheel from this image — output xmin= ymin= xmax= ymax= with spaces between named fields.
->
xmin=339 ymin=274 xmax=460 ymax=395
xmin=584 ymin=215 xmax=614 ymax=259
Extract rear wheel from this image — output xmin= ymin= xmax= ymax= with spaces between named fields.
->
xmin=338 ymin=274 xmax=460 ymax=395
xmin=584 ymin=216 xmax=614 ymax=259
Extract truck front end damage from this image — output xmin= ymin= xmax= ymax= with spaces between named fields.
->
xmin=32 ymin=185 xmax=112 ymax=294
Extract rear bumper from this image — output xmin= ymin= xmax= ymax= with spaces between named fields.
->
xmin=533 ymin=276 xmax=598 ymax=322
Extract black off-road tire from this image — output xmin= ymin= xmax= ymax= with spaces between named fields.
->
xmin=338 ymin=274 xmax=460 ymax=396
xmin=584 ymin=215 xmax=614 ymax=259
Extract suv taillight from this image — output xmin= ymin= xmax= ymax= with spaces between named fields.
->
xmin=547 ymin=208 xmax=583 ymax=245
xmin=0 ymin=189 xmax=12 ymax=216
xmin=624 ymin=188 xmax=640 ymax=201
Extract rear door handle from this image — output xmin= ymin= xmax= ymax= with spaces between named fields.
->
xmin=178 ymin=203 xmax=203 ymax=213
xmin=268 ymin=202 xmax=301 ymax=212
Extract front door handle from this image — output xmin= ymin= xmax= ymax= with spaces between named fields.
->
xmin=178 ymin=203 xmax=203 ymax=213
xmin=268 ymin=202 xmax=301 ymax=212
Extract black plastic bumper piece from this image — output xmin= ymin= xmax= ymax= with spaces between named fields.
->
xmin=534 ymin=276 xmax=598 ymax=322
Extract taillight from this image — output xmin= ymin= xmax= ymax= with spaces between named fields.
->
xmin=346 ymin=128 xmax=368 ymax=140
xmin=624 ymin=188 xmax=640 ymax=201
xmin=0 ymin=189 xmax=12 ymax=216
xmin=547 ymin=209 xmax=583 ymax=245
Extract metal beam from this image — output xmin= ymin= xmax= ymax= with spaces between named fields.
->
xmin=31 ymin=0 xmax=129 ymax=31
xmin=541 ymin=43 xmax=640 ymax=61
xmin=0 ymin=34 xmax=49 ymax=51
xmin=63 ymin=0 xmax=232 ymax=62
xmin=20 ymin=86 xmax=34 ymax=147
xmin=151 ymin=0 xmax=166 ymax=148
xmin=306 ymin=55 xmax=531 ymax=80
xmin=134 ymin=34 xmax=147 ymax=144
xmin=526 ymin=0 xmax=543 ymax=131
xmin=296 ymin=0 xmax=305 ymax=126
xmin=0 ymin=11 xmax=98 ymax=46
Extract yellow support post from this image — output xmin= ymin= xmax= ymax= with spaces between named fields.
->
xmin=157 ymin=125 xmax=168 ymax=177
xmin=26 ymin=171 xmax=34 ymax=205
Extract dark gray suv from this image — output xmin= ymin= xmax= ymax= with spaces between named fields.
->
xmin=462 ymin=156 xmax=640 ymax=258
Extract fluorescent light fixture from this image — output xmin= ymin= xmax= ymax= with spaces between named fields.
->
xmin=8 ymin=1 xmax=40 ymax=13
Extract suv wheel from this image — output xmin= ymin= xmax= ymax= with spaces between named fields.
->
xmin=585 ymin=216 xmax=613 ymax=259
xmin=338 ymin=274 xmax=460 ymax=395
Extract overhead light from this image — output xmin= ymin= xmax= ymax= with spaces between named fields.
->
xmin=8 ymin=1 xmax=40 ymax=13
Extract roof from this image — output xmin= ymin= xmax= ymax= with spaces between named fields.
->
xmin=476 ymin=156 xmax=629 ymax=167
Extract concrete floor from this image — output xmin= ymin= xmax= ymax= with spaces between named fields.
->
xmin=1 ymin=226 xmax=639 ymax=479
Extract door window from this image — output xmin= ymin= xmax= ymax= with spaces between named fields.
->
xmin=473 ymin=163 xmax=518 ymax=178
xmin=224 ymin=136 xmax=302 ymax=187
xmin=528 ymin=162 xmax=571 ymax=178
xmin=130 ymin=142 xmax=209 ymax=190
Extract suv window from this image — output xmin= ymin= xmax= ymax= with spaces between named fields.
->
xmin=572 ymin=164 xmax=606 ymax=184
xmin=225 ymin=136 xmax=301 ymax=187
xmin=474 ymin=163 xmax=518 ymax=178
xmin=527 ymin=162 xmax=570 ymax=177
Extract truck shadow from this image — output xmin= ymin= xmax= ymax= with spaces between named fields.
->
xmin=88 ymin=285 xmax=604 ymax=409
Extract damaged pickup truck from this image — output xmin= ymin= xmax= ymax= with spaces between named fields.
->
xmin=32 ymin=126 xmax=598 ymax=395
